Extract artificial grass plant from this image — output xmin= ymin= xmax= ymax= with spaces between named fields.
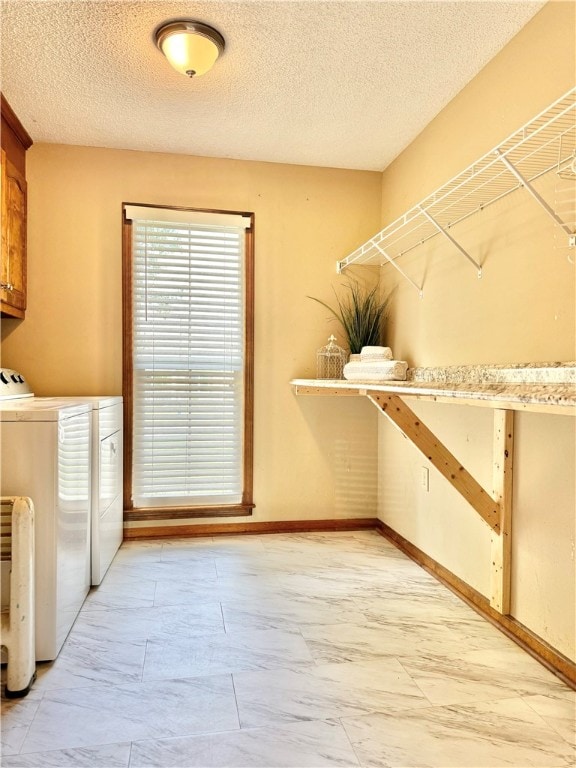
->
xmin=308 ymin=280 xmax=389 ymax=355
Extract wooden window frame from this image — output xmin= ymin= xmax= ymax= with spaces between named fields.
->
xmin=122 ymin=202 xmax=255 ymax=521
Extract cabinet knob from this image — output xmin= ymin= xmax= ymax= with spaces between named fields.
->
xmin=0 ymin=282 xmax=14 ymax=292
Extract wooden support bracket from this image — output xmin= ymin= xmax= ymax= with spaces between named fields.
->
xmin=490 ymin=409 xmax=514 ymax=614
xmin=367 ymin=392 xmax=501 ymax=532
xmin=292 ymin=385 xmax=361 ymax=397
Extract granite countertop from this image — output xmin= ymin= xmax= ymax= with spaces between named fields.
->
xmin=291 ymin=362 xmax=576 ymax=413
xmin=406 ymin=361 xmax=576 ymax=385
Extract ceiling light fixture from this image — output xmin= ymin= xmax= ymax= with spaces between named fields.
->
xmin=154 ymin=20 xmax=225 ymax=78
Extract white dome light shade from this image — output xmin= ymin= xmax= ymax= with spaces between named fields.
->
xmin=155 ymin=21 xmax=225 ymax=78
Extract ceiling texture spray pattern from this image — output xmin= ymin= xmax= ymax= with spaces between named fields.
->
xmin=1 ymin=0 xmax=544 ymax=170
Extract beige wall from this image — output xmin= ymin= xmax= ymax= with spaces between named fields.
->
xmin=1 ymin=146 xmax=382 ymax=527
xmin=378 ymin=2 xmax=575 ymax=659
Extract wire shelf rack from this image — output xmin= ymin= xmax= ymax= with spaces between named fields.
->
xmin=338 ymin=88 xmax=576 ymax=295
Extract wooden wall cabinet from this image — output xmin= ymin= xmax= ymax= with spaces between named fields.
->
xmin=1 ymin=149 xmax=27 ymax=317
xmin=1 ymin=95 xmax=32 ymax=320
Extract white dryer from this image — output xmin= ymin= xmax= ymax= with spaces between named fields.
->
xmin=59 ymin=397 xmax=123 ymax=584
xmin=0 ymin=389 xmax=92 ymax=661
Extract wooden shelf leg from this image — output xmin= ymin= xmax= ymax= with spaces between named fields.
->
xmin=490 ymin=409 xmax=514 ymax=614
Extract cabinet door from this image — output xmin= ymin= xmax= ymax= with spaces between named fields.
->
xmin=1 ymin=148 xmax=27 ymax=317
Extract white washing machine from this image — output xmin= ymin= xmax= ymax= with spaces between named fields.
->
xmin=0 ymin=378 xmax=92 ymax=661
xmin=58 ymin=397 xmax=123 ymax=585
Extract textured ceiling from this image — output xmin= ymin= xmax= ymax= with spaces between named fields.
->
xmin=1 ymin=0 xmax=544 ymax=171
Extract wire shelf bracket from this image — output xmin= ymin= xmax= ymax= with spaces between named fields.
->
xmin=419 ymin=206 xmax=483 ymax=278
xmin=373 ymin=242 xmax=423 ymax=298
xmin=337 ymin=88 xmax=576 ymax=291
xmin=495 ymin=149 xmax=573 ymax=235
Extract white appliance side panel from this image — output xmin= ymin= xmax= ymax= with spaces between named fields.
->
xmin=1 ymin=421 xmax=58 ymax=660
xmin=99 ymin=430 xmax=122 ymax=516
xmin=91 ymin=402 xmax=123 ymax=585
xmin=56 ymin=410 xmax=91 ymax=655
xmin=92 ymin=494 xmax=123 ymax=585
xmin=98 ymin=402 xmax=123 ymax=442
xmin=0 ymin=413 xmax=91 ymax=661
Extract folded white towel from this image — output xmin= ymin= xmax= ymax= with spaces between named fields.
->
xmin=343 ymin=360 xmax=408 ymax=382
xmin=360 ymin=346 xmax=393 ymax=361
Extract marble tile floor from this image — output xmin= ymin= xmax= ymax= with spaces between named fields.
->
xmin=1 ymin=531 xmax=574 ymax=767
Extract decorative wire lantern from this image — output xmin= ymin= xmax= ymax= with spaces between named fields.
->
xmin=316 ymin=335 xmax=347 ymax=379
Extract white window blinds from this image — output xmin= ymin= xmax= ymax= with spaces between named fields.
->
xmin=128 ymin=206 xmax=250 ymax=509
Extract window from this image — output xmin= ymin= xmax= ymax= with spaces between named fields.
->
xmin=122 ymin=204 xmax=254 ymax=520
